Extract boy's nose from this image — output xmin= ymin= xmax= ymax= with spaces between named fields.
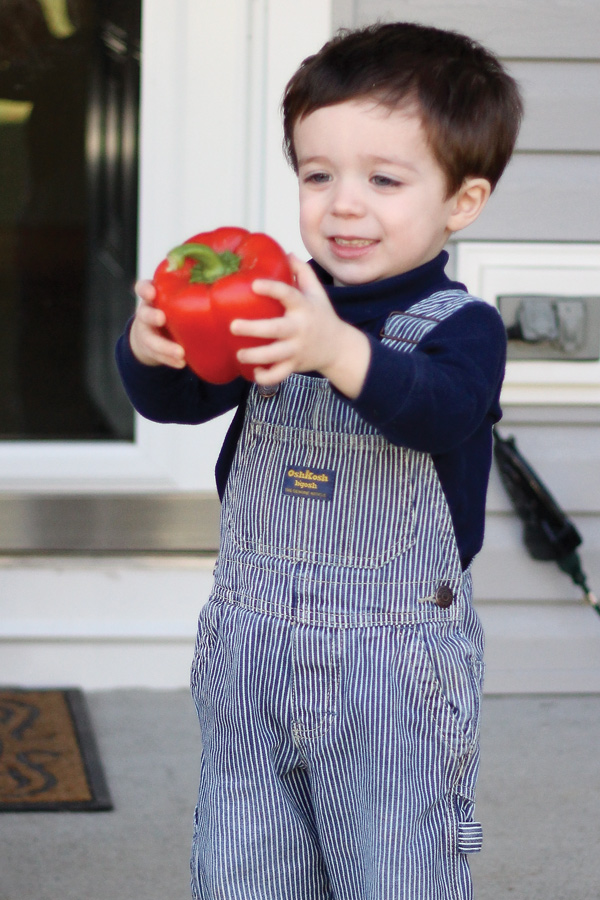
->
xmin=330 ymin=179 xmax=366 ymax=217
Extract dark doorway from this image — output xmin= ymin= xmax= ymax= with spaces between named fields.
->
xmin=0 ymin=0 xmax=140 ymax=441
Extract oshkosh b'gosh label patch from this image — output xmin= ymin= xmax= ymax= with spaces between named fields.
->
xmin=283 ymin=465 xmax=336 ymax=501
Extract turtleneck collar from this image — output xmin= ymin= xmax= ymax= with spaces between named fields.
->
xmin=309 ymin=250 xmax=466 ymax=337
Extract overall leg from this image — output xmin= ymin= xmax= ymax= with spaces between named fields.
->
xmin=298 ymin=614 xmax=484 ymax=900
xmin=190 ymin=599 xmax=333 ymax=900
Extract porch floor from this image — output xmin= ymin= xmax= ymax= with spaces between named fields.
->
xmin=1 ymin=690 xmax=599 ymax=900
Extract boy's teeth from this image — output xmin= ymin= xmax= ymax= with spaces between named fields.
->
xmin=334 ymin=237 xmax=372 ymax=246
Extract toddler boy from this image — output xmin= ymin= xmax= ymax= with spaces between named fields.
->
xmin=117 ymin=21 xmax=522 ymax=900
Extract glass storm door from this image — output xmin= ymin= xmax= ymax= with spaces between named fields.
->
xmin=0 ymin=0 xmax=140 ymax=442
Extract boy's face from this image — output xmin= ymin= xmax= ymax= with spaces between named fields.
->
xmin=294 ymin=100 xmax=461 ymax=286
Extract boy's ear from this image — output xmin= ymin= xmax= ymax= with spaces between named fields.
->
xmin=446 ymin=178 xmax=492 ymax=233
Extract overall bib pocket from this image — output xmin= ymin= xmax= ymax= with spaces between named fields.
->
xmin=224 ymin=420 xmax=416 ymax=568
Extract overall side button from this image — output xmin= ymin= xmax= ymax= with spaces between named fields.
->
xmin=257 ymin=384 xmax=279 ymax=398
xmin=435 ymin=584 xmax=454 ymax=608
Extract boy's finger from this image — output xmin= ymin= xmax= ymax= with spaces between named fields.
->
xmin=252 ymin=362 xmax=292 ymax=386
xmin=150 ymin=337 xmax=186 ymax=367
xmin=230 ymin=316 xmax=290 ymax=338
xmin=135 ymin=279 xmax=156 ymax=302
xmin=237 ymin=338 xmax=294 ymax=367
xmin=137 ymin=304 xmax=168 ymax=331
xmin=288 ymin=253 xmax=327 ymax=294
xmin=251 ymin=278 xmax=301 ymax=309
xmin=255 ymin=256 xmax=332 ymax=307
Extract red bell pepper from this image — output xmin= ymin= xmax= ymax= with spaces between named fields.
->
xmin=153 ymin=226 xmax=292 ymax=384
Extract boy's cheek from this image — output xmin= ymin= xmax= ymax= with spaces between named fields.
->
xmin=298 ymin=215 xmax=323 ymax=262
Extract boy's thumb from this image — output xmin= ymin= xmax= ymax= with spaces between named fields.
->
xmin=288 ymin=254 xmax=322 ymax=293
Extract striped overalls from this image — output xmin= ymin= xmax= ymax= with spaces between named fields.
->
xmin=191 ymin=291 xmax=485 ymax=900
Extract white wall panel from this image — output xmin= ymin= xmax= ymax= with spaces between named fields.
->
xmin=459 ymin=155 xmax=600 ymax=242
xmin=487 ymin=423 xmax=600 ymax=515
xmin=473 ymin=514 xmax=600 ymax=604
xmin=478 ymin=603 xmax=600 ymax=693
xmin=340 ymin=0 xmax=600 ymax=58
xmin=0 ymin=556 xmax=212 ymax=689
xmin=511 ymin=61 xmax=600 ymax=153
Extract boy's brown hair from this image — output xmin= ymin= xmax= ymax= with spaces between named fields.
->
xmin=282 ymin=21 xmax=523 ymax=197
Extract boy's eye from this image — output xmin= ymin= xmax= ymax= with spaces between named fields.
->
xmin=371 ymin=174 xmax=402 ymax=188
xmin=303 ymin=172 xmax=331 ymax=184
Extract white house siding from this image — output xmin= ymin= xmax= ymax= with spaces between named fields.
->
xmin=333 ymin=0 xmax=600 ymax=691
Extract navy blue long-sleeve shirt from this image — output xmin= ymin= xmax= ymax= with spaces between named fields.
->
xmin=116 ymin=250 xmax=506 ymax=568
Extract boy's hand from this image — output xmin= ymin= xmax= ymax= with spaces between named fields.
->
xmin=129 ymin=280 xmax=186 ymax=369
xmin=230 ymin=255 xmax=371 ymax=398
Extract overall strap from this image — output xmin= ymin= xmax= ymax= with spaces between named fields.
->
xmin=381 ymin=290 xmax=477 ymax=353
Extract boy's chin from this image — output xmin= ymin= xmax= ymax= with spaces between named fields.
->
xmin=330 ymin=265 xmax=403 ymax=287
xmin=323 ymin=261 xmax=380 ymax=287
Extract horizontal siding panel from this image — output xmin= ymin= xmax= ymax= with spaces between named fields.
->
xmin=473 ymin=513 xmax=600 ymax=604
xmin=487 ymin=425 xmax=600 ymax=515
xmin=0 ymin=555 xmax=214 ymax=688
xmin=347 ymin=0 xmax=600 ymax=58
xmin=461 ymin=154 xmax=600 ymax=241
xmin=0 ymin=555 xmax=214 ymax=634
xmin=478 ymin=603 xmax=600 ymax=693
xmin=0 ymin=642 xmax=197 ymax=691
xmin=332 ymin=0 xmax=354 ymax=28
xmin=510 ymin=61 xmax=600 ymax=152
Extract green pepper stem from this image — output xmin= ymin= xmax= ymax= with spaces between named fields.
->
xmin=166 ymin=242 xmax=241 ymax=284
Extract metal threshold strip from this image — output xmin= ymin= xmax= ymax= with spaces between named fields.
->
xmin=0 ymin=493 xmax=221 ymax=554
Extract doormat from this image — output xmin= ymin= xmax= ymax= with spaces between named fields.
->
xmin=0 ymin=688 xmax=113 ymax=812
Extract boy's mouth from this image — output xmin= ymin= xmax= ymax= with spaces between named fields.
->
xmin=328 ymin=236 xmax=378 ymax=260
xmin=332 ymin=237 xmax=375 ymax=247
